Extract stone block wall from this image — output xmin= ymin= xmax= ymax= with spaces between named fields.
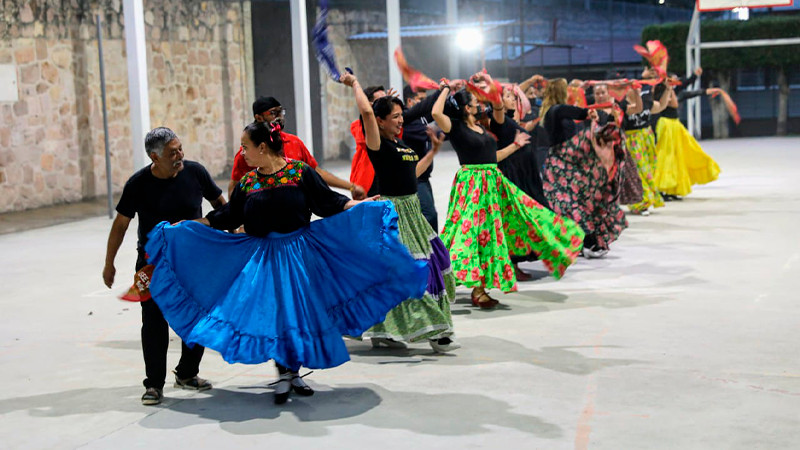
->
xmin=0 ymin=0 xmax=248 ymax=213
xmin=320 ymin=6 xmax=439 ymax=161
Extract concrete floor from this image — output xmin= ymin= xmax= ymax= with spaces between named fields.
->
xmin=1 ymin=137 xmax=798 ymax=449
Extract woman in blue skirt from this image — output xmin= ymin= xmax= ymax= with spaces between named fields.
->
xmin=144 ymin=121 xmax=428 ymax=404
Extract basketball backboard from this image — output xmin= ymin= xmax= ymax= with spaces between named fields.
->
xmin=697 ymin=0 xmax=794 ymax=11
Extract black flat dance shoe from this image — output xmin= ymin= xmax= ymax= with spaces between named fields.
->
xmin=291 ymin=374 xmax=314 ymax=397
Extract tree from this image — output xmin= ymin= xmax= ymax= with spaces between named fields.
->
xmin=642 ymin=16 xmax=800 ymax=137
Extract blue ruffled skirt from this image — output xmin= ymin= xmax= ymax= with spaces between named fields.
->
xmin=144 ymin=202 xmax=427 ymax=371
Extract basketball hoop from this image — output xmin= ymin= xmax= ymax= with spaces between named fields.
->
xmin=686 ymin=0 xmax=798 ymax=138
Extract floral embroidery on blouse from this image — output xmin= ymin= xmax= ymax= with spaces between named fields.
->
xmin=239 ymin=160 xmax=305 ymax=195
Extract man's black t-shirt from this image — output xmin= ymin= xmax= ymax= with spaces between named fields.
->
xmin=116 ymin=160 xmax=221 ymax=268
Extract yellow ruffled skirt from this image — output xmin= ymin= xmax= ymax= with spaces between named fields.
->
xmin=654 ymin=117 xmax=720 ymax=197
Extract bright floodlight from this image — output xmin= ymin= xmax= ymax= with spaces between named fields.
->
xmin=456 ymin=28 xmax=483 ymax=51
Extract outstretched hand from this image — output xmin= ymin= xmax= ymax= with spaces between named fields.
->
xmin=450 ymin=79 xmax=465 ymax=91
xmin=339 ymin=72 xmax=356 ymax=87
xmin=427 ymin=127 xmax=445 ymax=153
xmin=344 ymin=194 xmax=380 ymax=211
xmin=513 ymin=130 xmax=531 ymax=147
xmin=350 ymin=184 xmax=367 ymax=200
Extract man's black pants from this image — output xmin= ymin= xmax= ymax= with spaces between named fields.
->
xmin=140 ymin=299 xmax=205 ymax=389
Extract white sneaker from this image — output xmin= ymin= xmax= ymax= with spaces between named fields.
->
xmin=582 ymin=247 xmax=609 ymax=259
xmin=371 ymin=337 xmax=408 ymax=349
xmin=429 ymin=337 xmax=461 ymax=353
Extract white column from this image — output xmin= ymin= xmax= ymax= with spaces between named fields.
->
xmin=447 ymin=0 xmax=459 ymax=79
xmin=123 ymin=0 xmax=150 ymax=169
xmin=686 ymin=6 xmax=700 ymax=138
xmin=242 ymin=1 xmax=255 ymax=118
xmin=693 ymin=30 xmax=702 ymax=138
xmin=386 ymin=0 xmax=402 ymax=99
xmin=290 ymin=0 xmax=314 ymax=153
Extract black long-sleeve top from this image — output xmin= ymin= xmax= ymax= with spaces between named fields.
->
xmin=402 ymin=117 xmax=432 ymax=181
xmin=544 ymin=104 xmax=589 ymax=147
xmin=206 ymin=159 xmax=349 ymax=235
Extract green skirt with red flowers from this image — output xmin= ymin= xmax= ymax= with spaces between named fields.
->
xmin=441 ymin=164 xmax=585 ymax=293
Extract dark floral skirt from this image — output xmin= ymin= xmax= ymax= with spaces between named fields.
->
xmin=543 ymin=127 xmax=628 ymax=250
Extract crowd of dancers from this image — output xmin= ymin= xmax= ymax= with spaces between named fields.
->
xmin=102 ymin=46 xmax=723 ymax=406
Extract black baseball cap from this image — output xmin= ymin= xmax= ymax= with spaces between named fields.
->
xmin=252 ymin=96 xmax=281 ymax=116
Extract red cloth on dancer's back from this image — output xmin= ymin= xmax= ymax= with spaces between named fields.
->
xmin=230 ymin=131 xmax=318 ymax=181
xmin=349 ymin=119 xmax=375 ymax=191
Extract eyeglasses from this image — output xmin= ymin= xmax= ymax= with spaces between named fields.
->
xmin=264 ymin=107 xmax=286 ymax=117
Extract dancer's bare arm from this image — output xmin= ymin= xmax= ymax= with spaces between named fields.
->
xmin=341 ymin=73 xmax=380 ymax=151
xmin=431 ymin=82 xmax=452 ymax=133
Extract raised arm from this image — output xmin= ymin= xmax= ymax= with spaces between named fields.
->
xmin=651 ymin=85 xmax=671 ymax=114
xmin=624 ymin=89 xmax=643 ymax=115
xmin=555 ymin=104 xmax=590 ymax=121
xmin=404 ymin=89 xmax=439 ymax=123
xmin=491 ymin=98 xmax=506 ymax=125
xmin=431 ymin=81 xmax=453 ymax=133
xmin=519 ymin=74 xmax=544 ymax=93
xmin=678 ymin=88 xmax=707 ymax=102
xmin=341 ymin=72 xmax=380 ymax=151
xmin=668 ymin=89 xmax=679 ymax=109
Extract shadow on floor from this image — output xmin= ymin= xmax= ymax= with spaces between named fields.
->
xmin=0 ymin=383 xmax=562 ymax=439
xmin=347 ymin=335 xmax=643 ymax=376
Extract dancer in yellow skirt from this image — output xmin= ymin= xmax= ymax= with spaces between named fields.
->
xmin=653 ymin=80 xmax=720 ymax=197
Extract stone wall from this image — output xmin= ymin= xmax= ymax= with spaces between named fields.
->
xmin=321 ymin=9 xmax=360 ymax=161
xmin=0 ymin=0 xmax=249 ymax=213
xmin=320 ymin=6 xmax=441 ymax=160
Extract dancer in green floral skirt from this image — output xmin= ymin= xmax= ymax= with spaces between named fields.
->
xmin=341 ymin=72 xmax=458 ymax=352
xmin=432 ymin=79 xmax=585 ymax=308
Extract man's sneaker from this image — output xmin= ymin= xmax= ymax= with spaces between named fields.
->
xmin=141 ymin=387 xmax=163 ymax=406
xmin=173 ymin=373 xmax=212 ymax=391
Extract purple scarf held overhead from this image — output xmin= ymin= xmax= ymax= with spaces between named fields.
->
xmin=312 ymin=0 xmax=341 ymax=81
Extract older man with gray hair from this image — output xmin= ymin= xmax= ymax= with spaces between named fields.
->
xmin=102 ymin=127 xmax=226 ymax=405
